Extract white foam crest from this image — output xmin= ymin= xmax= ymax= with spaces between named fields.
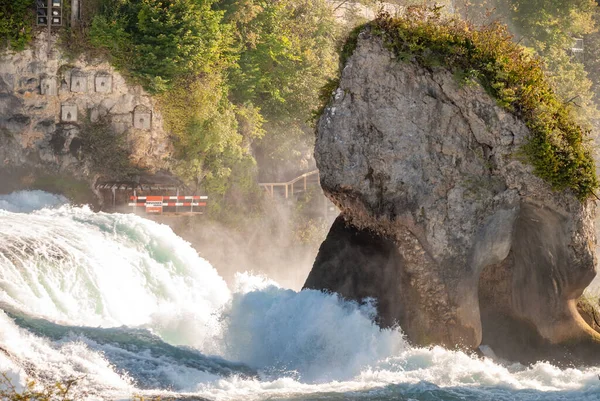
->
xmin=208 ymin=282 xmax=407 ymax=383
xmin=0 ymin=190 xmax=68 ymax=213
xmin=0 ymin=311 xmax=133 ymax=399
xmin=194 ymin=349 xmax=600 ymax=401
xmin=0 ymin=205 xmax=229 ymax=348
xmin=232 ymin=271 xmax=281 ymax=294
xmin=193 ymin=273 xmax=600 ymax=399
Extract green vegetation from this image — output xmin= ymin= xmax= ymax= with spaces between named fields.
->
xmin=220 ymin=0 xmax=340 ymax=183
xmin=313 ymin=22 xmax=366 ymax=122
xmin=448 ymin=0 xmax=599 ymax=123
xmin=65 ymin=0 xmax=340 ymax=218
xmin=30 ymin=174 xmax=97 ymax=206
xmin=340 ymin=22 xmax=367 ymax=69
xmin=0 ymin=0 xmax=34 ymax=51
xmin=0 ymin=372 xmax=163 ymax=401
xmin=222 ymin=0 xmax=339 ymax=123
xmin=291 ymin=186 xmax=331 ymax=245
xmin=369 ymin=7 xmax=597 ymax=199
xmin=89 ymin=0 xmax=231 ymax=93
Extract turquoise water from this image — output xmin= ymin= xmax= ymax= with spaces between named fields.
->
xmin=0 ymin=192 xmax=599 ymax=401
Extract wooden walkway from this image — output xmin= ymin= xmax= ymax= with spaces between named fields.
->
xmin=259 ymin=170 xmax=337 ymax=219
xmin=259 ymin=170 xmax=321 ymax=199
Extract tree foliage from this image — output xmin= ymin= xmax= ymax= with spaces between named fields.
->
xmin=583 ymin=10 xmax=600 ymax=106
xmin=0 ymin=0 xmax=34 ymax=51
xmin=223 ymin=0 xmax=339 ymax=122
xmin=158 ymin=73 xmax=262 ymax=217
xmin=90 ymin=0 xmax=232 ymax=92
xmin=220 ymin=0 xmax=340 ymax=179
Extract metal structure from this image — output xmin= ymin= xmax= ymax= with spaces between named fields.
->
xmin=572 ymin=38 xmax=584 ymax=53
xmin=571 ymin=37 xmax=584 ymax=62
xmin=37 ymin=0 xmax=62 ymax=26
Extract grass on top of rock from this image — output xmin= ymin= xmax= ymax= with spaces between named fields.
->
xmin=364 ymin=6 xmax=597 ymax=201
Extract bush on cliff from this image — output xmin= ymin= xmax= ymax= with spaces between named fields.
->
xmin=80 ymin=119 xmax=141 ymax=179
xmin=366 ymin=7 xmax=597 ymax=200
xmin=452 ymin=0 xmax=599 ymax=122
xmin=89 ymin=0 xmax=231 ymax=93
xmin=0 ymin=0 xmax=34 ymax=51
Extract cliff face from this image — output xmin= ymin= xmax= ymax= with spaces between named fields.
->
xmin=0 ymin=34 xmax=171 ymax=197
xmin=305 ymin=30 xmax=600 ymax=364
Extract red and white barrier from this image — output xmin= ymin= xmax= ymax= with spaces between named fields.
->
xmin=130 ymin=196 xmax=208 ymax=200
xmin=128 ymin=195 xmax=208 ymax=214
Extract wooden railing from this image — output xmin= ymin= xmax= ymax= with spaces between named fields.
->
xmin=258 ymin=170 xmax=320 ymax=199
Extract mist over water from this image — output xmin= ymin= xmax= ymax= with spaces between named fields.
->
xmin=0 ymin=191 xmax=599 ymax=400
xmin=0 ymin=190 xmax=67 ymax=213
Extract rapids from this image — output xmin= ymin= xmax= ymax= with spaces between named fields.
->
xmin=0 ymin=191 xmax=599 ymax=400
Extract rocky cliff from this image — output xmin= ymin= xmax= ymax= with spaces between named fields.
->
xmin=305 ymin=28 xmax=600 ymax=364
xmin=0 ymin=33 xmax=171 ymax=202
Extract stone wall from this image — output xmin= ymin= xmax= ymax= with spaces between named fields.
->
xmin=0 ymin=33 xmax=172 ymax=193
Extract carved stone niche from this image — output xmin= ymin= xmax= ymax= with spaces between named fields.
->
xmin=61 ymin=103 xmax=78 ymax=122
xmin=133 ymin=105 xmax=152 ymax=130
xmin=95 ymin=72 xmax=112 ymax=93
xmin=70 ymin=70 xmax=87 ymax=93
xmin=40 ymin=76 xmax=58 ymax=96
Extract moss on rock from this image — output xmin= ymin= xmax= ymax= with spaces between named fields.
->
xmin=334 ymin=6 xmax=597 ymax=200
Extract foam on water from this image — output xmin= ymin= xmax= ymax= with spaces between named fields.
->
xmin=209 ymin=279 xmax=405 ymax=383
xmin=0 ymin=191 xmax=599 ymax=401
xmin=0 ymin=202 xmax=230 ymax=349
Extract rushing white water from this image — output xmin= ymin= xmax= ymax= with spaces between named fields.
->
xmin=0 ymin=191 xmax=599 ymax=401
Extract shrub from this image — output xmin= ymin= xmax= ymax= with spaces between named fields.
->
xmin=350 ymin=7 xmax=597 ymax=200
xmin=89 ymin=0 xmax=231 ymax=93
xmin=0 ymin=0 xmax=34 ymax=51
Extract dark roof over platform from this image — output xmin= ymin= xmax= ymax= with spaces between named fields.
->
xmin=95 ymin=171 xmax=187 ymax=191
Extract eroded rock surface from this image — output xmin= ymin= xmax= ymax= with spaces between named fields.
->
xmin=0 ymin=33 xmax=172 ymax=197
xmin=304 ymin=30 xmax=600 ymax=364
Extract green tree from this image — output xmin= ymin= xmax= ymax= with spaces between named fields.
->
xmin=158 ymin=73 xmax=262 ymax=218
xmin=0 ymin=0 xmax=34 ymax=51
xmin=220 ymin=0 xmax=340 ymax=177
xmin=583 ymin=10 xmax=600 ymax=105
xmin=90 ymin=0 xmax=232 ymax=92
xmin=493 ymin=0 xmax=596 ymax=51
xmin=224 ymin=0 xmax=339 ymax=120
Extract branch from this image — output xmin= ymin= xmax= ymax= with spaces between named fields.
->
xmin=333 ymin=0 xmax=352 ymax=12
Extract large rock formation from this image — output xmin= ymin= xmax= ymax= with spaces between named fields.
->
xmin=304 ymin=29 xmax=600 ymax=364
xmin=0 ymin=33 xmax=171 ymax=199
